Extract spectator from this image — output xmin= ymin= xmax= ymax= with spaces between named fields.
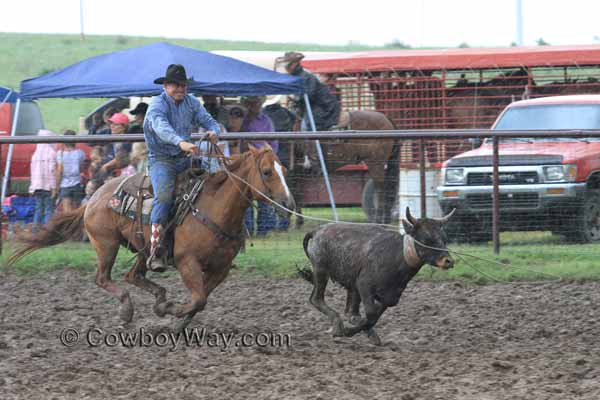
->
xmin=226 ymin=104 xmax=246 ymax=154
xmin=29 ymin=129 xmax=58 ymax=232
xmin=262 ymin=101 xmax=298 ymax=232
xmin=88 ymin=112 xmax=104 ymax=135
xmin=82 ymin=180 xmax=99 ymax=206
xmin=99 ymin=112 xmax=132 ymax=177
xmin=130 ymin=142 xmax=149 ymax=174
xmin=88 ymin=146 xmax=108 ymax=185
xmin=56 ymin=130 xmax=86 ymax=212
xmin=202 ymin=95 xmax=228 ymax=126
xmin=128 ymin=102 xmax=148 ymax=133
xmin=241 ymin=96 xmax=279 ymax=153
xmin=240 ymin=96 xmax=277 ymax=236
xmin=92 ymin=107 xmax=118 ymax=136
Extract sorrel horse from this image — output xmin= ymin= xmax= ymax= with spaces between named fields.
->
xmin=304 ymin=110 xmax=400 ymax=224
xmin=8 ymin=146 xmax=294 ymax=331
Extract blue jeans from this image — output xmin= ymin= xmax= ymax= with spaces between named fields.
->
xmin=148 ymin=156 xmax=190 ymax=225
xmin=33 ymin=190 xmax=54 ymax=225
xmin=244 ymin=202 xmax=276 ymax=236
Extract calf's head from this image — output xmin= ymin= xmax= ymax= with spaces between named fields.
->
xmin=401 ymin=207 xmax=455 ymax=269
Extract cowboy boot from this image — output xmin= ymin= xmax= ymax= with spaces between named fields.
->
xmin=147 ymin=223 xmax=168 ymax=272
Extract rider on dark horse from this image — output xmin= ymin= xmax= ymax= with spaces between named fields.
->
xmin=144 ymin=64 xmax=221 ymax=272
xmin=277 ymin=52 xmax=345 ymax=131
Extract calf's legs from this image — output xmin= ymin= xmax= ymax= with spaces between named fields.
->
xmin=344 ymin=287 xmax=361 ymax=324
xmin=309 ymin=269 xmax=345 ymax=336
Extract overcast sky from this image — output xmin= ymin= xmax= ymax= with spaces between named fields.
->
xmin=3 ymin=0 xmax=600 ymax=48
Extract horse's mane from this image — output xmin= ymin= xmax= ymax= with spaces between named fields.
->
xmin=201 ymin=150 xmax=256 ymax=194
xmin=202 ymin=146 xmax=274 ymax=195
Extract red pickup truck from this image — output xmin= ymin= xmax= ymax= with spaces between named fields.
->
xmin=437 ymin=95 xmax=600 ymax=243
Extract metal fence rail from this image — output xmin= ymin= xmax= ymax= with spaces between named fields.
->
xmin=3 ymin=129 xmax=600 ymax=255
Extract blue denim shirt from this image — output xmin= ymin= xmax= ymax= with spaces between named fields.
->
xmin=144 ymin=91 xmax=221 ymax=158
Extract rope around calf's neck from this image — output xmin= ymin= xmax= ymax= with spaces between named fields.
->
xmin=222 ymin=161 xmax=563 ymax=284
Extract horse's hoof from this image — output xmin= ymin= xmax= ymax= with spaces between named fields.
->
xmin=153 ymin=301 xmax=172 ymax=318
xmin=348 ymin=315 xmax=361 ymax=325
xmin=119 ymin=301 xmax=134 ymax=323
xmin=332 ymin=320 xmax=345 ymax=337
xmin=174 ymin=318 xmax=192 ymax=334
xmin=366 ymin=329 xmax=382 ymax=346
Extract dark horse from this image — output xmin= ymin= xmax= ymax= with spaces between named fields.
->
xmin=304 ymin=110 xmax=400 ymax=224
xmin=7 ymin=146 xmax=294 ymax=331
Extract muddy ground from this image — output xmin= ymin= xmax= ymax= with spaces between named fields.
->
xmin=0 ymin=269 xmax=599 ymax=399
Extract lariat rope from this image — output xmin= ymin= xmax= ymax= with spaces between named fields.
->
xmin=204 ymin=142 xmax=562 ymax=284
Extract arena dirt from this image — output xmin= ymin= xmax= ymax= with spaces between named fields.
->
xmin=1 ymin=268 xmax=599 ymax=399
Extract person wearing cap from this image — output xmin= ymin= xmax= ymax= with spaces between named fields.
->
xmin=99 ymin=112 xmax=132 ymax=176
xmin=240 ymin=96 xmax=278 ymax=153
xmin=144 ymin=64 xmax=221 ymax=272
xmin=128 ymin=102 xmax=148 ymax=134
xmin=276 ymin=51 xmax=341 ymax=131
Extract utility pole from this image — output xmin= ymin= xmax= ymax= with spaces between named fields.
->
xmin=516 ymin=0 xmax=523 ymax=46
xmin=80 ymin=0 xmax=85 ymax=41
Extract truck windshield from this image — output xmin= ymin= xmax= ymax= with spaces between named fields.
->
xmin=491 ymin=104 xmax=600 ymax=142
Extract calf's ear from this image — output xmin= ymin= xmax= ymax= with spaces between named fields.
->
xmin=402 ymin=219 xmax=415 ymax=235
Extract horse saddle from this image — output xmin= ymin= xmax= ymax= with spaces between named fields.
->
xmin=108 ymin=168 xmax=207 ymax=225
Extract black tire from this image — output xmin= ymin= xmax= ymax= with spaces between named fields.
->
xmin=564 ymin=190 xmax=600 ymax=243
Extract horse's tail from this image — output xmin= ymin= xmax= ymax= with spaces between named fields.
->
xmin=297 ymin=231 xmax=315 ymax=284
xmin=6 ymin=206 xmax=87 ymax=266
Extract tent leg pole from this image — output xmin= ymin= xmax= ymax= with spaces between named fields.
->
xmin=0 ymin=143 xmax=3 ymax=255
xmin=304 ymin=94 xmax=338 ymax=222
xmin=2 ymin=98 xmax=20 ymax=204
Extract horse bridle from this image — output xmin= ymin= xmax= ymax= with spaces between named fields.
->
xmin=209 ymin=142 xmax=274 ymax=203
xmin=252 ymin=149 xmax=273 ymax=198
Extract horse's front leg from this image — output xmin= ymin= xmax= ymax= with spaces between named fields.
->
xmin=154 ymin=254 xmax=207 ymax=330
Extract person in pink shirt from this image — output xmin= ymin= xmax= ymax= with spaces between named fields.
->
xmin=29 ymin=129 xmax=58 ymax=230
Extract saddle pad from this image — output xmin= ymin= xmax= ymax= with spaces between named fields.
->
xmin=108 ymin=193 xmax=153 ymax=225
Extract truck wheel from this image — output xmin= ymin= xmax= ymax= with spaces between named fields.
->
xmin=566 ymin=190 xmax=600 ymax=243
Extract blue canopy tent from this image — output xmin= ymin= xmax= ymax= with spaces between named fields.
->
xmin=17 ymin=42 xmax=338 ymax=217
xmin=20 ymin=42 xmax=304 ymax=99
xmin=0 ymin=86 xmax=20 ymax=103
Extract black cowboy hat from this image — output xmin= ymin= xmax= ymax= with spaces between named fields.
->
xmin=153 ymin=64 xmax=196 ymax=85
xmin=129 ymin=102 xmax=148 ymax=115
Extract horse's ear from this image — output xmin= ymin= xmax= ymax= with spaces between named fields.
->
xmin=263 ymin=143 xmax=272 ymax=152
xmin=248 ymin=144 xmax=259 ymax=155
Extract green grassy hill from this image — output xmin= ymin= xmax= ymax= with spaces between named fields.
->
xmin=0 ymin=32 xmax=385 ymax=132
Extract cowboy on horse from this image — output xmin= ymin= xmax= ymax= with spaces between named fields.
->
xmin=276 ymin=51 xmax=348 ymax=131
xmin=144 ymin=64 xmax=221 ymax=271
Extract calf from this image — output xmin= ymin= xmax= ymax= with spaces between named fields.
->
xmin=299 ymin=207 xmax=455 ymax=345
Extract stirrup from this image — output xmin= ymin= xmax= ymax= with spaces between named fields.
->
xmin=146 ymin=249 xmax=168 ymax=273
